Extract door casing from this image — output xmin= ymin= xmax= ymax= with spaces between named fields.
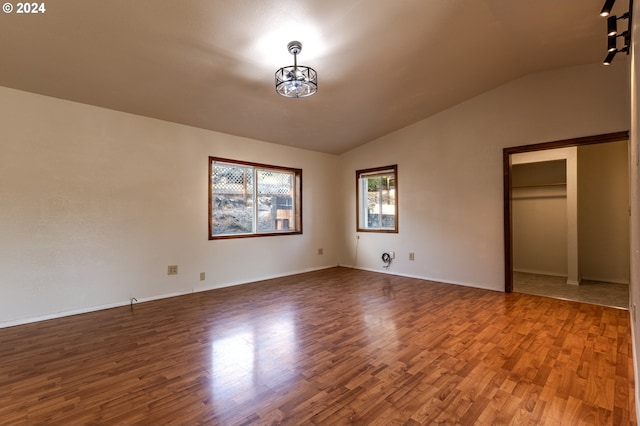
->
xmin=503 ymin=131 xmax=629 ymax=292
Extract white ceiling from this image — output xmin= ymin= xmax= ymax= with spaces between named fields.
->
xmin=0 ymin=0 xmax=628 ymax=154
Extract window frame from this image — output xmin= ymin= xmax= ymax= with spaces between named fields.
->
xmin=209 ymin=157 xmax=302 ymax=240
xmin=356 ymin=164 xmax=398 ymax=233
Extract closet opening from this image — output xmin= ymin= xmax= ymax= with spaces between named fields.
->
xmin=504 ymin=131 xmax=630 ymax=308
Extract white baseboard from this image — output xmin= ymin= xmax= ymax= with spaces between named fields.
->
xmin=338 ymin=264 xmax=501 ymax=292
xmin=0 ymin=264 xmax=339 ymax=329
xmin=0 ymin=299 xmax=137 ymax=329
xmin=580 ymin=276 xmax=630 ymax=285
xmin=190 ymin=265 xmax=338 ymax=293
xmin=513 ymin=268 xmax=567 ymax=277
xmin=515 ymin=268 xmax=630 ymax=285
xmin=514 ymin=268 xmax=579 ymax=285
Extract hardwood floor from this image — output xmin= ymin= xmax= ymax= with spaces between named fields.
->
xmin=0 ymin=267 xmax=635 ymax=425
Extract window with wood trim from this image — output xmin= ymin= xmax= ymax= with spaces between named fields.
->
xmin=209 ymin=157 xmax=302 ymax=239
xmin=356 ymin=165 xmax=398 ymax=232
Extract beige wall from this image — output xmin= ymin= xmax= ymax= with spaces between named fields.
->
xmin=339 ymin=62 xmax=629 ymax=290
xmin=0 ymin=61 xmax=631 ymax=326
xmin=578 ymin=141 xmax=630 ymax=284
xmin=0 ymin=87 xmax=340 ymax=326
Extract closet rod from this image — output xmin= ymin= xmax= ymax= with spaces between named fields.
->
xmin=512 ymin=183 xmax=566 ymax=189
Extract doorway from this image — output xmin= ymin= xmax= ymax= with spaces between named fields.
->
xmin=504 ymin=131 xmax=630 ymax=308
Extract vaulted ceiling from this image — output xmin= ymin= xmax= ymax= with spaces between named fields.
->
xmin=0 ymin=0 xmax=627 ymax=154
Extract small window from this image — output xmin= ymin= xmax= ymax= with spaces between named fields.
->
xmin=209 ymin=157 xmax=302 ymax=239
xmin=356 ymin=165 xmax=398 ymax=233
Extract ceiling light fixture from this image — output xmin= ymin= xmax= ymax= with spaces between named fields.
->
xmin=600 ymin=0 xmax=633 ymax=65
xmin=275 ymin=41 xmax=317 ymax=98
xmin=600 ymin=0 xmax=616 ymax=16
xmin=607 ymin=30 xmax=629 ymax=52
xmin=603 ymin=51 xmax=615 ymax=65
xmin=607 ymin=12 xmax=630 ymax=35
xmin=607 ymin=16 xmax=618 ymax=35
xmin=603 ymin=45 xmax=630 ymax=65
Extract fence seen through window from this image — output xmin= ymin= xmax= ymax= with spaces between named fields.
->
xmin=356 ymin=165 xmax=398 ymax=233
xmin=209 ymin=158 xmax=302 ymax=239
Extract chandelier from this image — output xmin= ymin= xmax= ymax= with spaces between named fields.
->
xmin=275 ymin=41 xmax=317 ymax=98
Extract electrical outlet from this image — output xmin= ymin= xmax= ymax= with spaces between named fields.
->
xmin=167 ymin=265 xmax=178 ymax=275
xmin=318 ymin=248 xmax=324 ymax=255
xmin=409 ymin=252 xmax=415 ymax=261
xmin=200 ymin=272 xmax=205 ymax=281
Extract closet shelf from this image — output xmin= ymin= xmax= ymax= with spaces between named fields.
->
xmin=512 ymin=183 xmax=566 ymax=189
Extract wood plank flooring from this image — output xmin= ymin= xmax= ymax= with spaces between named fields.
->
xmin=0 ymin=267 xmax=635 ymax=425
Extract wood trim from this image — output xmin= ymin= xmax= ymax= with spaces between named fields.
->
xmin=208 ymin=157 xmax=214 ymax=239
xmin=504 ymin=131 xmax=629 ymax=155
xmin=210 ymin=156 xmax=303 ymax=174
xmin=209 ymin=156 xmax=303 ymax=240
xmin=503 ymin=131 xmax=629 ymax=293
xmin=512 ymin=183 xmax=566 ymax=189
xmin=503 ymin=149 xmax=513 ymax=292
xmin=355 ymin=164 xmax=398 ymax=233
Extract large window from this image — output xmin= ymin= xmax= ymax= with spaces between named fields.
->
xmin=356 ymin=165 xmax=398 ymax=233
xmin=209 ymin=157 xmax=302 ymax=239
